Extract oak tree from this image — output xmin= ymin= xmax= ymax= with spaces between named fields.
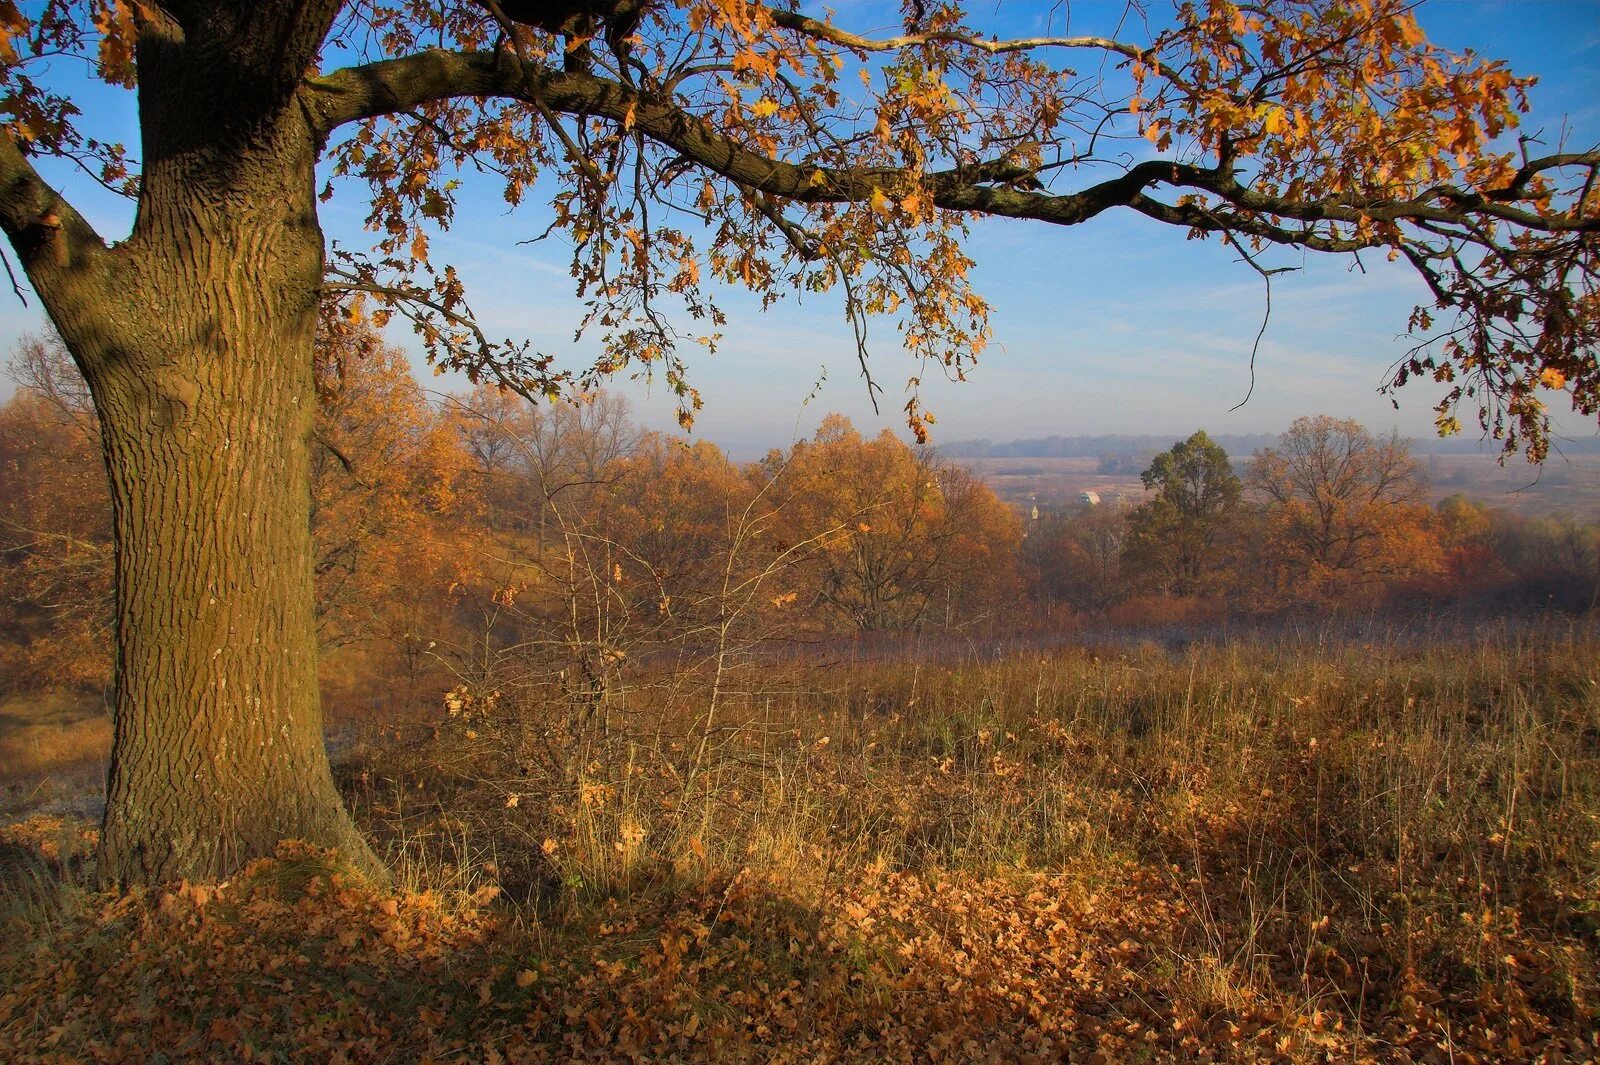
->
xmin=1245 ymin=414 xmax=1441 ymax=600
xmin=0 ymin=328 xmax=480 ymax=692
xmin=1 ymin=0 xmax=1594 ymax=882
xmin=776 ymin=414 xmax=1021 ymax=631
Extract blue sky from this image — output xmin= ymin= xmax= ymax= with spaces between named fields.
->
xmin=2 ymin=0 xmax=1597 ymax=458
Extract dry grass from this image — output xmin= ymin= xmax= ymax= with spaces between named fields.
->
xmin=0 ymin=693 xmax=109 ymax=817
xmin=2 ymin=621 xmax=1597 ymax=1061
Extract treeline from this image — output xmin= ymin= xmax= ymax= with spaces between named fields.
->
xmin=943 ymin=431 xmax=1600 ymax=459
xmin=938 ymin=433 xmax=1279 ymax=460
xmin=0 ymin=330 xmax=1021 ymax=701
xmin=2 ymin=332 xmax=1596 ymax=702
xmin=1027 ymin=426 xmax=1600 ymax=625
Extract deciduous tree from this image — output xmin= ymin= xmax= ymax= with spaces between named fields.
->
xmin=1245 ymin=415 xmax=1442 ymax=601
xmin=0 ymin=329 xmax=482 ymax=695
xmin=1027 ymin=502 xmax=1131 ymax=613
xmin=776 ymin=415 xmax=1020 ymax=631
xmin=0 ymin=335 xmax=109 ymax=691
xmin=1483 ymin=506 xmax=1600 ymax=610
xmin=1 ymin=0 xmax=1593 ymax=882
xmin=1432 ymin=494 xmax=1507 ymax=598
xmin=450 ymin=385 xmax=638 ymax=546
xmin=1123 ymin=431 xmax=1241 ymax=596
xmin=310 ymin=330 xmax=478 ymax=685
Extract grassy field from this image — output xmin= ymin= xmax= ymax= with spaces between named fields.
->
xmin=0 ymin=692 xmax=109 ymax=819
xmin=2 ymin=623 xmax=1597 ymax=1062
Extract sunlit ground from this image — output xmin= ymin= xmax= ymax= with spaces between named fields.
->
xmin=4 ymin=622 xmax=1597 ymax=1063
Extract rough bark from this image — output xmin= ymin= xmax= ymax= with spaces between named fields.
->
xmin=86 ymin=8 xmax=378 ymax=886
xmin=0 ymin=3 xmax=379 ymax=885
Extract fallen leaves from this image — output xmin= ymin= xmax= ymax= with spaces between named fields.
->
xmin=5 ymin=639 xmax=1600 ymax=1062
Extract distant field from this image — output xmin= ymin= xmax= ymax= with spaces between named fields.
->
xmin=1422 ymin=452 xmax=1600 ymax=518
xmin=961 ymin=456 xmax=1145 ymax=511
xmin=962 ymin=453 xmax=1600 ymax=519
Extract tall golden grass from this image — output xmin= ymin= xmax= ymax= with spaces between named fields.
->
xmin=338 ymin=621 xmax=1600 ymax=1057
xmin=0 ymin=693 xmax=109 ymax=814
xmin=3 ymin=620 xmax=1596 ymax=1061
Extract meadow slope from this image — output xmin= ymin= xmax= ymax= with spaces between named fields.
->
xmin=3 ymin=626 xmax=1597 ymax=1062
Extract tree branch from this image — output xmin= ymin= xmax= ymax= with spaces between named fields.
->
xmin=305 ymin=37 xmax=1596 ymax=461
xmin=311 ymin=51 xmax=1200 ymax=226
xmin=0 ymin=129 xmax=116 ymax=344
xmin=309 ymin=50 xmax=1595 ymax=247
xmin=757 ymin=6 xmax=1190 ymax=88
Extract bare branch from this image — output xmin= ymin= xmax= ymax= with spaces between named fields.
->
xmin=758 ymin=6 xmax=1190 ymax=87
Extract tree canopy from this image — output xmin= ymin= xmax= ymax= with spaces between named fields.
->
xmin=1245 ymin=414 xmax=1440 ymax=598
xmin=1125 ymin=430 xmax=1241 ymax=596
xmin=3 ymin=0 xmax=1594 ymax=455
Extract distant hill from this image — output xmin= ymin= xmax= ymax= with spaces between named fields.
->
xmin=937 ymin=431 xmax=1600 ymax=459
xmin=935 ymin=433 xmax=1278 ymax=460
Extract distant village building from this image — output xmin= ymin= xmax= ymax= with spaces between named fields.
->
xmin=1078 ymin=490 xmax=1101 ymax=507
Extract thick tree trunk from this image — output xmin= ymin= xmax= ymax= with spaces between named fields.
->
xmin=68 ymin=26 xmax=379 ymax=885
xmin=94 ymin=338 xmax=377 ymax=882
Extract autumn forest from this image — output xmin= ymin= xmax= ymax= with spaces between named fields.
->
xmin=3 ymin=328 xmax=1597 ymax=698
xmin=2 ymin=0 xmax=1599 ymax=1061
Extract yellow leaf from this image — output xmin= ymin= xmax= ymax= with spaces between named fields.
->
xmin=751 ymin=98 xmax=779 ymax=119
xmin=1539 ymin=367 xmax=1566 ymax=390
xmin=870 ymin=187 xmax=894 ymax=217
xmin=1263 ymin=107 xmax=1288 ymax=136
